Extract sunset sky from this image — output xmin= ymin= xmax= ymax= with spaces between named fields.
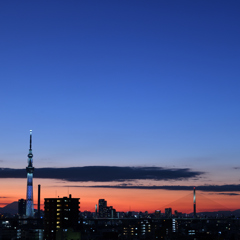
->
xmin=0 ymin=1 xmax=240 ymax=214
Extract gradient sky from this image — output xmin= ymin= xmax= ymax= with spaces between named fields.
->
xmin=0 ymin=1 xmax=240 ymax=213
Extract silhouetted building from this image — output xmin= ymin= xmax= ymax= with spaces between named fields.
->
xmin=37 ymin=184 xmax=41 ymax=219
xmin=165 ymin=208 xmax=172 ymax=218
xmin=121 ymin=219 xmax=153 ymax=238
xmin=174 ymin=210 xmax=183 ymax=218
xmin=44 ymin=194 xmax=80 ymax=240
xmin=108 ymin=206 xmax=117 ymax=218
xmin=155 ymin=210 xmax=161 ymax=218
xmin=98 ymin=199 xmax=117 ymax=218
xmin=98 ymin=199 xmax=108 ymax=218
xmin=18 ymin=199 xmax=26 ymax=217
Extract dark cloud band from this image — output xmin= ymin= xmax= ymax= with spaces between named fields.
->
xmin=76 ymin=184 xmax=240 ymax=193
xmin=0 ymin=166 xmax=202 ymax=182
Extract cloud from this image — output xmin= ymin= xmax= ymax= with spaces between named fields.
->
xmin=0 ymin=166 xmax=202 ymax=182
xmin=217 ymin=193 xmax=240 ymax=196
xmin=66 ymin=184 xmax=240 ymax=193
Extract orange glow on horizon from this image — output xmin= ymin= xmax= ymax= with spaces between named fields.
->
xmin=0 ymin=179 xmax=239 ymax=214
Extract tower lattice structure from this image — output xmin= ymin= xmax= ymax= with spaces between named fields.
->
xmin=26 ymin=130 xmax=34 ymax=217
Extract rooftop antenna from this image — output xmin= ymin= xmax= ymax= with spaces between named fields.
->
xmin=29 ymin=130 xmax=32 ymax=150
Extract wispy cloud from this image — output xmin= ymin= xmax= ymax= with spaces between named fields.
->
xmin=217 ymin=193 xmax=240 ymax=196
xmin=0 ymin=166 xmax=203 ymax=182
xmin=65 ymin=184 xmax=240 ymax=193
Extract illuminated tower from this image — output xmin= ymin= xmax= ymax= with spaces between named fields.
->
xmin=193 ymin=187 xmax=196 ymax=218
xmin=26 ymin=130 xmax=34 ymax=217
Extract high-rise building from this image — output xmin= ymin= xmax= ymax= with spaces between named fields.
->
xmin=18 ymin=199 xmax=26 ymax=217
xmin=165 ymin=208 xmax=172 ymax=218
xmin=44 ymin=194 xmax=80 ymax=240
xmin=98 ymin=199 xmax=117 ymax=218
xmin=26 ymin=130 xmax=34 ymax=217
xmin=155 ymin=210 xmax=161 ymax=218
xmin=98 ymin=199 xmax=108 ymax=218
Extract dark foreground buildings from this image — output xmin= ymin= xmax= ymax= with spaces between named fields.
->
xmin=1 ymin=211 xmax=240 ymax=239
xmin=44 ymin=194 xmax=80 ymax=240
xmin=18 ymin=199 xmax=26 ymax=217
xmin=79 ymin=217 xmax=240 ymax=240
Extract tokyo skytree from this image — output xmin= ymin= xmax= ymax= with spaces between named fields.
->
xmin=26 ymin=130 xmax=34 ymax=217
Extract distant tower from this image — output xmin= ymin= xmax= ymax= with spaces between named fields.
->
xmin=95 ymin=204 xmax=98 ymax=218
xmin=26 ymin=130 xmax=34 ymax=217
xmin=193 ymin=187 xmax=196 ymax=218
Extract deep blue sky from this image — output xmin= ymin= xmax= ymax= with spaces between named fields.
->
xmin=0 ymin=1 xmax=239 ymax=187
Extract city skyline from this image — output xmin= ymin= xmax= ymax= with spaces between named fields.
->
xmin=0 ymin=1 xmax=240 ymax=213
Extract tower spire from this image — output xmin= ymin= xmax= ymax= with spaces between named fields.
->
xmin=29 ymin=129 xmax=32 ymax=150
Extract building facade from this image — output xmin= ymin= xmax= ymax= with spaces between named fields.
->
xmin=18 ymin=199 xmax=26 ymax=217
xmin=98 ymin=199 xmax=108 ymax=218
xmin=44 ymin=195 xmax=80 ymax=240
xmin=165 ymin=208 xmax=172 ymax=218
xmin=98 ymin=199 xmax=117 ymax=218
